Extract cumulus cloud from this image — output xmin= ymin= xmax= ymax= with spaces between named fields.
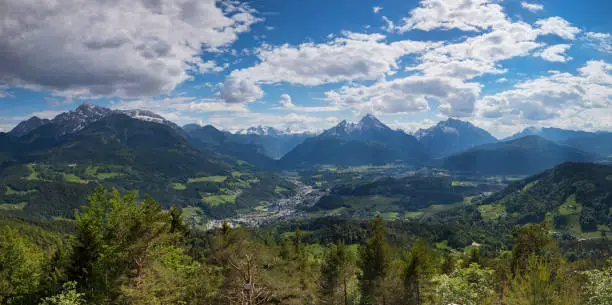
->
xmin=521 ymin=2 xmax=544 ymax=13
xmin=220 ymin=31 xmax=437 ymax=103
xmin=275 ymin=93 xmax=339 ymax=112
xmin=220 ymin=77 xmax=265 ymax=104
xmin=112 ymin=95 xmax=249 ymax=126
xmin=584 ymin=32 xmax=612 ymax=54
xmin=535 ymin=17 xmax=581 ymax=40
xmin=476 ymin=60 xmax=612 ymax=126
xmin=373 ymin=6 xmax=383 ymax=14
xmin=387 ymin=0 xmax=508 ymax=33
xmin=0 ymin=0 xmax=260 ymax=98
xmin=538 ymin=44 xmax=573 ymax=62
xmin=324 ymin=76 xmax=481 ymax=117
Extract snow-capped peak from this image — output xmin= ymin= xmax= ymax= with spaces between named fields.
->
xmin=236 ymin=126 xmax=291 ymax=136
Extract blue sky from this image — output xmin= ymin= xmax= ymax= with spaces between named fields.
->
xmin=0 ymin=0 xmax=611 ymax=137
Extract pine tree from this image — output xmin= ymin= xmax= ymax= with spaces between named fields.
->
xmin=360 ymin=217 xmax=390 ymax=305
xmin=321 ymin=242 xmax=358 ymax=305
xmin=403 ymin=240 xmax=436 ymax=305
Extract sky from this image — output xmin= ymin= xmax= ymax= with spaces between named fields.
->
xmin=0 ymin=0 xmax=611 ymax=138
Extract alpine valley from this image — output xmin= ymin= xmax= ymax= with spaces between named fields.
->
xmin=2 ymin=103 xmax=612 ymax=305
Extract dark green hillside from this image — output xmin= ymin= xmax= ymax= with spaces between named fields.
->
xmin=34 ymin=114 xmax=229 ymax=177
xmin=443 ymin=135 xmax=595 ymax=175
xmin=0 ymin=116 xmax=294 ymax=220
xmin=481 ymin=162 xmax=612 ymax=237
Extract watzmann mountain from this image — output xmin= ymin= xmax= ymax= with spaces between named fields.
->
xmin=280 ymin=114 xmax=428 ymax=167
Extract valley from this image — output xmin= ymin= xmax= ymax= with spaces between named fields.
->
xmin=2 ymin=104 xmax=611 ymax=241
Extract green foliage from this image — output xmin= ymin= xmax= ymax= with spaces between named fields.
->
xmin=359 ymin=216 xmax=391 ymax=305
xmin=431 ymin=263 xmax=495 ymax=305
xmin=581 ymin=260 xmax=612 ymax=305
xmin=39 ymin=282 xmax=85 ymax=305
xmin=0 ymin=227 xmax=45 ymax=304
xmin=504 ymin=256 xmax=556 ymax=305
xmin=403 ymin=240 xmax=437 ymax=305
xmin=320 ymin=242 xmax=359 ymax=305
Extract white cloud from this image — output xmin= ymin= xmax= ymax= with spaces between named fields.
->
xmin=0 ymin=0 xmax=260 ymax=98
xmin=220 ymin=77 xmax=265 ymax=104
xmin=387 ymin=0 xmax=508 ymax=33
xmin=112 ymin=96 xmax=250 ymax=126
xmin=386 ymin=118 xmax=437 ymax=134
xmin=373 ymin=6 xmax=383 ymax=14
xmin=521 ymin=2 xmax=544 ymax=13
xmin=279 ymin=94 xmax=294 ymax=108
xmin=584 ymin=32 xmax=612 ymax=54
xmin=535 ymin=17 xmax=581 ymax=40
xmin=0 ymin=84 xmax=11 ymax=98
xmin=476 ymin=60 xmax=612 ymax=128
xmin=538 ymin=44 xmax=573 ymax=62
xmin=220 ymin=31 xmax=437 ymax=103
xmin=275 ymin=93 xmax=339 ymax=112
xmin=325 ymin=75 xmax=481 ymax=117
xmin=192 ymin=60 xmax=229 ymax=74
xmin=208 ymin=112 xmax=336 ymax=133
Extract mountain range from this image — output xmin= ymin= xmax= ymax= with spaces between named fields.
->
xmin=5 ymin=103 xmax=612 ymax=174
xmin=442 ymin=135 xmax=595 ymax=175
xmin=414 ymin=118 xmax=498 ymax=157
xmin=280 ymin=114 xmax=428 ymax=167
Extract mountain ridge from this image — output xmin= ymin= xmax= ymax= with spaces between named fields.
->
xmin=414 ymin=118 xmax=498 ymax=157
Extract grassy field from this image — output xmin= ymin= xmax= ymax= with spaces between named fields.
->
xmin=452 ymin=181 xmax=478 ymax=187
xmin=63 ymin=173 xmax=88 ymax=184
xmin=85 ymin=165 xmax=124 ymax=180
xmin=5 ymin=186 xmax=38 ymax=196
xmin=202 ymin=193 xmax=238 ymax=206
xmin=0 ymin=202 xmax=27 ymax=211
xmin=25 ymin=164 xmax=40 ymax=180
xmin=170 ymin=182 xmax=187 ymax=190
xmin=188 ymin=176 xmax=227 ymax=183
xmin=478 ymin=204 xmax=506 ymax=221
xmin=559 ymin=194 xmax=582 ymax=215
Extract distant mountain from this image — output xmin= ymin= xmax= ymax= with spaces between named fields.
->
xmin=414 ymin=118 xmax=497 ymax=157
xmin=561 ymin=132 xmax=612 ymax=155
xmin=184 ymin=124 xmax=276 ymax=168
xmin=504 ymin=127 xmax=595 ymax=143
xmin=504 ymin=127 xmax=612 ymax=155
xmin=443 ymin=135 xmax=595 ymax=175
xmin=9 ymin=116 xmax=51 ymax=137
xmin=280 ymin=114 xmax=427 ymax=167
xmin=10 ymin=103 xmax=182 ymax=138
xmin=483 ymin=162 xmax=612 ymax=231
xmin=20 ymin=114 xmax=228 ymax=177
xmin=236 ymin=126 xmax=290 ymax=136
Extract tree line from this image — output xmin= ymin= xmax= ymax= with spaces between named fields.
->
xmin=1 ymin=186 xmax=611 ymax=304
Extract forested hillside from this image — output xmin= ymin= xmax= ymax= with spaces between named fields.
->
xmin=1 ymin=187 xmax=610 ymax=304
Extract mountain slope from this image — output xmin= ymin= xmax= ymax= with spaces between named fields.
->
xmin=414 ymin=118 xmax=497 ymax=157
xmin=184 ymin=124 xmax=276 ymax=168
xmin=504 ymin=127 xmax=595 ymax=143
xmin=29 ymin=114 xmax=228 ymax=177
xmin=482 ymin=162 xmax=612 ymax=235
xmin=9 ymin=117 xmax=51 ymax=137
xmin=229 ymin=130 xmax=313 ymax=160
xmin=561 ymin=132 xmax=612 ymax=155
xmin=10 ymin=103 xmax=182 ymax=138
xmin=443 ymin=136 xmax=595 ymax=175
xmin=280 ymin=114 xmax=427 ymax=167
